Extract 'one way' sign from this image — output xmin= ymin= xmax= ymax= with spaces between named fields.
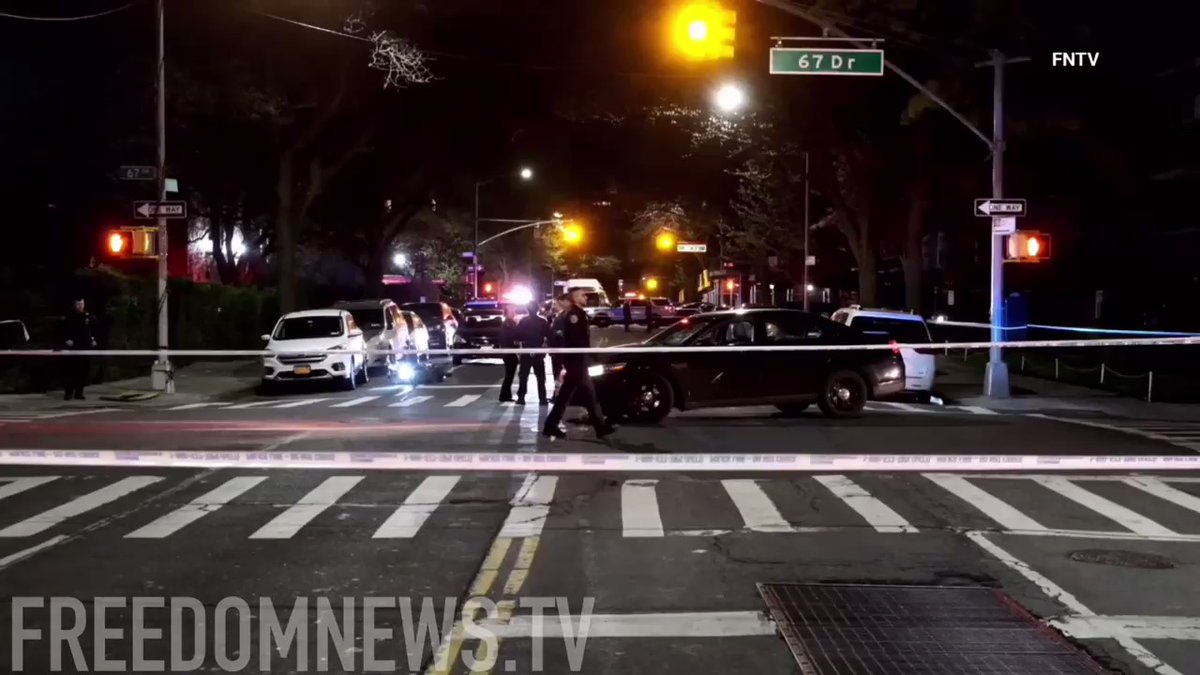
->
xmin=974 ymin=198 xmax=1026 ymax=217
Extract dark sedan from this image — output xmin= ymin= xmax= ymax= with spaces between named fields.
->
xmin=587 ymin=309 xmax=905 ymax=422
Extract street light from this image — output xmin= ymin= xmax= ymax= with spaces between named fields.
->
xmin=392 ymin=252 xmax=408 ymax=268
xmin=713 ymin=83 xmax=746 ymax=113
xmin=519 ymin=167 xmax=534 ymax=181
xmin=645 ymin=278 xmax=660 ymax=292
xmin=474 ymin=165 xmax=535 ymax=297
xmin=655 ymin=231 xmax=677 ymax=252
xmin=561 ymin=222 xmax=584 ymax=245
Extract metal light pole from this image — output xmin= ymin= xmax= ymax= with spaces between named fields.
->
xmin=802 ymin=151 xmax=811 ymax=311
xmin=152 ymin=0 xmax=173 ymax=393
xmin=472 ymin=181 xmax=481 ymax=298
xmin=984 ymin=50 xmax=1009 ymax=397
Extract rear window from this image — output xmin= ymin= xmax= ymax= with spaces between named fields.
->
xmin=272 ymin=316 xmax=345 ymax=340
xmin=651 ymin=298 xmax=672 ymax=306
xmin=848 ymin=316 xmax=931 ymax=343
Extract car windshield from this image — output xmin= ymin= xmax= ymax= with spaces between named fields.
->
xmin=645 ymin=315 xmax=724 ymax=346
xmin=344 ymin=309 xmax=384 ymax=330
xmin=272 ymin=316 xmax=344 ymax=340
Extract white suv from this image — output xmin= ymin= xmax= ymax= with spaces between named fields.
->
xmin=261 ymin=309 xmax=368 ymax=391
xmin=333 ymin=300 xmax=408 ymax=373
xmin=831 ymin=306 xmax=936 ymax=393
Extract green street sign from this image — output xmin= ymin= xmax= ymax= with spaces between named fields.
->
xmin=769 ymin=48 xmax=884 ymax=76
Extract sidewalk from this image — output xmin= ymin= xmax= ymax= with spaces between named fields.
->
xmin=0 ymin=360 xmax=260 ymax=411
xmin=936 ymin=357 xmax=1200 ymax=421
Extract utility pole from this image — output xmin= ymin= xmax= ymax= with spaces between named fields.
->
xmin=152 ymin=0 xmax=173 ymax=393
xmin=472 ymin=181 xmax=481 ymax=298
xmin=802 ymin=151 xmax=811 ymax=311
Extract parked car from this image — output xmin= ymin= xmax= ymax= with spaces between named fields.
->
xmin=830 ymin=306 xmax=936 ymax=395
xmin=674 ymin=302 xmax=717 ymax=318
xmin=332 ymin=300 xmax=407 ymax=373
xmin=452 ymin=300 xmax=529 ymax=362
xmin=589 ymin=309 xmax=905 ymax=423
xmin=260 ymin=309 xmax=368 ymax=391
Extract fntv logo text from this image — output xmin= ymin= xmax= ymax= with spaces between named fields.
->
xmin=1052 ymin=52 xmax=1100 ymax=67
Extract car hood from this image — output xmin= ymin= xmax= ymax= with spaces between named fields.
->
xmin=266 ymin=336 xmax=348 ymax=352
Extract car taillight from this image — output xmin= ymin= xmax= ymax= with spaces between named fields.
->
xmin=889 ymin=340 xmax=901 ymax=356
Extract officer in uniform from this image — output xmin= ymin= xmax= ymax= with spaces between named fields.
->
xmin=497 ymin=305 xmax=520 ymax=402
xmin=60 ymin=297 xmax=97 ymax=400
xmin=542 ymin=288 xmax=615 ymax=440
xmin=514 ymin=301 xmax=550 ymax=405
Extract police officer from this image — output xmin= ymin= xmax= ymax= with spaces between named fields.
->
xmin=622 ymin=298 xmax=632 ymax=332
xmin=542 ymin=289 xmax=615 ymax=440
xmin=514 ymin=301 xmax=550 ymax=405
xmin=60 ymin=297 xmax=97 ymax=400
xmin=547 ymin=295 xmax=569 ymax=392
xmin=497 ymin=305 xmax=520 ymax=402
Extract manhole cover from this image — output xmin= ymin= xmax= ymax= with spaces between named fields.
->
xmin=1069 ymin=549 xmax=1175 ymax=569
xmin=758 ymin=583 xmax=1109 ymax=674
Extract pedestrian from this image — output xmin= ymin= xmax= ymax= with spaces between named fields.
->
xmin=542 ymin=289 xmax=616 ymax=440
xmin=59 ymin=297 xmax=97 ymax=401
xmin=514 ymin=301 xmax=550 ymax=405
xmin=497 ymin=304 xmax=519 ymax=402
xmin=622 ymin=298 xmax=632 ymax=332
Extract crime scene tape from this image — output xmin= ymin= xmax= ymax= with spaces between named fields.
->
xmin=3 ymin=335 xmax=1200 ymax=358
xmin=933 ymin=319 xmax=1200 ymax=337
xmin=2 ymin=450 xmax=1199 ymax=472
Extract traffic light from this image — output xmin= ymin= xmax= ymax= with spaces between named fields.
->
xmin=725 ymin=279 xmax=736 ymax=291
xmin=1005 ymin=231 xmax=1051 ymax=263
xmin=105 ymin=227 xmax=157 ymax=258
xmin=671 ymin=2 xmax=736 ymax=60
xmin=645 ymin=277 xmax=660 ymax=292
xmin=483 ymin=282 xmax=495 ymax=295
xmin=561 ymin=222 xmax=583 ymax=245
xmin=655 ymin=231 xmax=677 ymax=252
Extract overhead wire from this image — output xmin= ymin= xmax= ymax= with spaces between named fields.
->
xmin=0 ymin=1 xmax=142 ymax=21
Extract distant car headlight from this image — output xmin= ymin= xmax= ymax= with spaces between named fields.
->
xmin=588 ymin=363 xmax=626 ymax=377
xmin=396 ymin=362 xmax=416 ymax=382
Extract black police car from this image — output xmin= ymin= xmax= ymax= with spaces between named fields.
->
xmin=587 ymin=309 xmax=905 ymax=423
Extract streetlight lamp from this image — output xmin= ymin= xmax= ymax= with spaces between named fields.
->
xmin=392 ymin=252 xmax=408 ymax=268
xmin=474 ymin=166 xmax=534 ymax=297
xmin=713 ymin=82 xmax=746 ymax=113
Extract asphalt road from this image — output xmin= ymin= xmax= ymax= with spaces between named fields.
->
xmin=2 ymin=326 xmax=1200 ymax=674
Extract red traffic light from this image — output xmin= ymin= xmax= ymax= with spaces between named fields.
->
xmin=725 ymin=279 xmax=736 ymax=290
xmin=483 ymin=282 xmax=495 ymax=294
xmin=1005 ymin=231 xmax=1051 ymax=262
xmin=107 ymin=230 xmax=132 ymax=256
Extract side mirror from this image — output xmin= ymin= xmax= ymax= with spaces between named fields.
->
xmin=260 ymin=334 xmax=271 ymax=342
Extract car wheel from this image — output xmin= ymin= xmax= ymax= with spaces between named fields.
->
xmin=775 ymin=403 xmax=810 ymax=416
xmin=341 ymin=368 xmax=357 ymax=391
xmin=625 ymin=372 xmax=673 ymax=424
xmin=452 ymin=355 xmax=463 ymax=366
xmin=817 ymin=370 xmax=867 ymax=419
xmin=595 ymin=317 xmax=611 ymax=327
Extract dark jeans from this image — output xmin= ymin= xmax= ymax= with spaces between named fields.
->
xmin=63 ymin=354 xmax=89 ymax=398
xmin=499 ymin=355 xmax=519 ymax=400
xmin=543 ymin=367 xmax=604 ymax=433
xmin=517 ymin=354 xmax=547 ymax=402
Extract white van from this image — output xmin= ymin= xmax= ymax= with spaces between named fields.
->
xmin=554 ymin=278 xmax=612 ymax=323
xmin=830 ymin=307 xmax=937 ymax=394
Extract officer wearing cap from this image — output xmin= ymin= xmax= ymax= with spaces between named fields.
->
xmin=542 ymin=288 xmax=615 ymax=440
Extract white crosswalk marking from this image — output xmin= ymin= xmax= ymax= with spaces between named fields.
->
xmin=445 ymin=394 xmax=482 ymax=407
xmin=390 ymin=395 xmax=433 ymax=408
xmin=372 ymin=476 xmax=461 ymax=538
xmin=125 ymin=477 xmax=266 ymax=539
xmin=224 ymin=400 xmax=283 ymax=410
xmin=330 ymin=396 xmax=379 ymax=408
xmin=0 ymin=476 xmax=164 ymax=537
xmin=0 ymin=477 xmax=59 ymax=502
xmin=166 ymin=402 xmax=230 ymax=411
xmin=1034 ymin=477 xmax=1177 ymax=537
xmin=622 ymin=480 xmax=665 ymax=537
xmin=500 ymin=475 xmax=558 ymax=538
xmin=877 ymin=401 xmax=930 ymax=413
xmin=924 ymin=474 xmax=1046 ymax=531
xmin=251 ymin=476 xmax=364 ymax=539
xmin=813 ymin=474 xmax=917 ymax=533
xmin=1123 ymin=477 xmax=1200 ymax=517
xmin=956 ymin=405 xmax=999 ymax=416
xmin=272 ymin=398 xmax=331 ymax=409
xmin=721 ymin=480 xmax=793 ymax=533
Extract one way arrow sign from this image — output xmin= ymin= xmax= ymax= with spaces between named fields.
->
xmin=134 ymin=201 xmax=187 ymax=219
xmin=974 ymin=198 xmax=1026 ymax=217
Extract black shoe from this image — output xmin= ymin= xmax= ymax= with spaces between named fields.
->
xmin=539 ymin=400 xmax=550 ymax=406
xmin=74 ymin=393 xmax=85 ymax=401
xmin=64 ymin=393 xmax=72 ymax=401
xmin=541 ymin=427 xmax=567 ymax=440
xmin=516 ymin=398 xmax=526 ymax=405
xmin=595 ymin=422 xmax=617 ymax=439
xmin=499 ymin=396 xmax=513 ymax=403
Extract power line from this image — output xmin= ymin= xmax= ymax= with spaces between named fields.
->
xmin=0 ymin=1 xmax=142 ymax=21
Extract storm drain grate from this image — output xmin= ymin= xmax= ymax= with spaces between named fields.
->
xmin=757 ymin=583 xmax=1111 ymax=674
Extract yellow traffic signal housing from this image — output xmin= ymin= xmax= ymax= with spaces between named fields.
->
xmin=106 ymin=227 xmax=158 ymax=258
xmin=671 ymin=3 xmax=736 ymax=60
xmin=1005 ymin=231 xmax=1050 ymax=263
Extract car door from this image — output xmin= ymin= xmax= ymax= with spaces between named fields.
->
xmin=673 ymin=317 xmax=758 ymax=405
xmin=755 ymin=312 xmax=834 ymax=399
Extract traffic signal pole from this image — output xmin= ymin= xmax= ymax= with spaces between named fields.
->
xmin=152 ymin=0 xmax=173 ymax=393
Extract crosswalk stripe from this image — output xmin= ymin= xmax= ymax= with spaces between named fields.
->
xmin=330 ymin=396 xmax=379 ymax=408
xmin=125 ymin=477 xmax=267 ymax=539
xmin=500 ymin=475 xmax=558 ymax=538
xmin=166 ymin=402 xmax=230 ymax=411
xmin=957 ymin=405 xmax=999 ymax=416
xmin=390 ymin=395 xmax=433 ymax=408
xmin=877 ymin=401 xmax=930 ymax=413
xmin=372 ymin=476 xmax=461 ymax=538
xmin=0 ymin=477 xmax=60 ymax=502
xmin=621 ymin=480 xmax=665 ymax=537
xmin=924 ymin=474 xmax=1046 ymax=531
xmin=272 ymin=398 xmax=331 ymax=409
xmin=0 ymin=476 xmax=164 ymax=538
xmin=721 ymin=480 xmax=792 ymax=533
xmin=224 ymin=400 xmax=283 ymax=410
xmin=445 ymin=394 xmax=482 ymax=407
xmin=813 ymin=474 xmax=917 ymax=533
xmin=1034 ymin=477 xmax=1177 ymax=537
xmin=251 ymin=476 xmax=364 ymax=539
xmin=1123 ymin=477 xmax=1200 ymax=516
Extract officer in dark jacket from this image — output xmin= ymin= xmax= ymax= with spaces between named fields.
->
xmin=497 ymin=305 xmax=520 ymax=402
xmin=542 ymin=289 xmax=615 ymax=440
xmin=547 ymin=295 xmax=569 ymax=389
xmin=60 ymin=297 xmax=97 ymax=400
xmin=514 ymin=302 xmax=550 ymax=404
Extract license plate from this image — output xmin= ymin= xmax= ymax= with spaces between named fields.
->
xmin=292 ymin=366 xmax=312 ymax=376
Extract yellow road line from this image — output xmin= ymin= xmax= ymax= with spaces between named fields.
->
xmin=425 ymin=537 xmax=513 ymax=675
xmin=502 ymin=536 xmax=539 ymax=595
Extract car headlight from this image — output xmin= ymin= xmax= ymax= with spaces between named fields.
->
xmin=396 ymin=362 xmax=417 ymax=382
xmin=588 ymin=363 xmax=625 ymax=377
